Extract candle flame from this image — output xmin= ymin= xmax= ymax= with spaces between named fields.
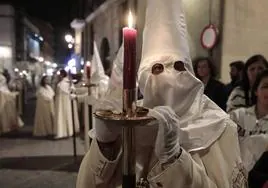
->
xmin=128 ymin=11 xmax=134 ymax=28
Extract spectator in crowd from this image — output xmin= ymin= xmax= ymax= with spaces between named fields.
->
xmin=227 ymin=54 xmax=268 ymax=112
xmin=226 ymin=61 xmax=244 ymax=96
xmin=33 ymin=75 xmax=55 ymax=137
xmin=193 ymin=57 xmax=228 ymax=110
xmin=230 ymin=70 xmax=268 ymax=187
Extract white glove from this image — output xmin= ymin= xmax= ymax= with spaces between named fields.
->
xmin=93 ymin=98 xmax=122 ymax=143
xmin=148 ymin=106 xmax=181 ymax=164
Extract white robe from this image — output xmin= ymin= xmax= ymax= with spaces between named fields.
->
xmin=33 ymin=85 xmax=55 ymax=136
xmin=0 ymin=88 xmax=23 ymax=134
xmin=230 ymin=106 xmax=268 ymax=172
xmin=54 ymin=77 xmax=80 ymax=139
xmin=76 ymin=116 xmax=247 ymax=188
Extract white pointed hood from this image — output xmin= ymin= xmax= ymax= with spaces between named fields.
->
xmin=140 ymin=0 xmax=193 ymax=73
xmin=90 ymin=41 xmax=109 ymax=85
xmin=89 ymin=41 xmax=109 ymax=98
xmin=99 ymin=45 xmax=124 ymax=111
xmin=138 ymin=0 xmax=228 ymax=152
xmin=109 ymin=46 xmax=123 ymax=89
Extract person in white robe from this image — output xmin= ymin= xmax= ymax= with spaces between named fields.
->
xmin=54 ymin=69 xmax=79 ymax=139
xmin=76 ymin=0 xmax=247 ymax=187
xmin=0 ymin=74 xmax=23 ymax=134
xmin=230 ymin=70 xmax=268 ymax=187
xmin=33 ymin=75 xmax=55 ymax=137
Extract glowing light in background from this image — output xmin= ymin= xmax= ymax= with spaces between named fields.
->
xmin=14 ymin=68 xmax=19 ymax=72
xmin=80 ymin=59 xmax=84 ymax=66
xmin=68 ymin=43 xmax=73 ymax=49
xmin=70 ymin=66 xmax=77 ymax=74
xmin=68 ymin=58 xmax=76 ymax=67
xmin=64 ymin=66 xmax=70 ymax=72
xmin=52 ymin=63 xmax=58 ymax=68
xmin=0 ymin=46 xmax=12 ymax=58
xmin=65 ymin=34 xmax=73 ymax=43
xmin=38 ymin=57 xmax=44 ymax=62
xmin=46 ymin=68 xmax=54 ymax=76
xmin=45 ymin=61 xmax=51 ymax=66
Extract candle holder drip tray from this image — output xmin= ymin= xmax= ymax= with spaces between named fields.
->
xmin=94 ymin=106 xmax=155 ymax=127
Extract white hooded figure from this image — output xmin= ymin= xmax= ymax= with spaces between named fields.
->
xmin=54 ymin=70 xmax=80 ymax=139
xmin=76 ymin=41 xmax=110 ymax=104
xmin=0 ymin=74 xmax=23 ymax=134
xmin=76 ymin=0 xmax=247 ymax=187
xmin=90 ymin=41 xmax=109 ymax=99
xmin=33 ymin=75 xmax=55 ymax=137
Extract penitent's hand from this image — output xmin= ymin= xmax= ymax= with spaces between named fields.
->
xmin=148 ymin=106 xmax=181 ymax=164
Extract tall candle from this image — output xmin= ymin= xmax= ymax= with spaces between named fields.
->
xmin=86 ymin=61 xmax=91 ymax=79
xmin=123 ymin=12 xmax=137 ymax=89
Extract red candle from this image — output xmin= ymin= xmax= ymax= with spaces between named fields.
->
xmin=123 ymin=12 xmax=137 ymax=89
xmin=86 ymin=61 xmax=91 ymax=79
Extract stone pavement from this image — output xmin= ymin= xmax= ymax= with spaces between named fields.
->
xmin=0 ymin=128 xmax=85 ymax=188
xmin=0 ymin=88 xmax=87 ymax=188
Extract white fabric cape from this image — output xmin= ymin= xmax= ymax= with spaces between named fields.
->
xmin=54 ymin=77 xmax=80 ymax=138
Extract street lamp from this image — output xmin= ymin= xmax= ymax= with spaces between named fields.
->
xmin=68 ymin=43 xmax=73 ymax=49
xmin=65 ymin=34 xmax=74 ymax=43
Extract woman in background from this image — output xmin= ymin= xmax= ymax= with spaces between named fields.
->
xmin=227 ymin=54 xmax=268 ymax=112
xmin=33 ymin=76 xmax=55 ymax=137
xmin=230 ymin=70 xmax=268 ymax=187
xmin=193 ymin=57 xmax=227 ymax=110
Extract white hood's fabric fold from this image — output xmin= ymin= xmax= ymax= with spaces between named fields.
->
xmin=140 ymin=0 xmax=192 ymax=73
xmin=89 ymin=41 xmax=109 ymax=99
xmin=91 ymin=41 xmax=109 ymax=84
xmin=138 ymin=0 xmax=227 ymax=152
xmin=89 ymin=45 xmax=124 ymax=137
xmin=109 ymin=46 xmax=123 ymax=91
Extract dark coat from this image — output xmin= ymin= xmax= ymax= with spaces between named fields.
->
xmin=248 ymin=151 xmax=268 ymax=188
xmin=204 ymin=78 xmax=228 ymax=111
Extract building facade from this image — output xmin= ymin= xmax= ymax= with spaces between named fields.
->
xmin=72 ymin=0 xmax=268 ymax=83
xmin=0 ymin=5 xmax=16 ymax=73
xmin=0 ymin=4 xmax=55 ymax=77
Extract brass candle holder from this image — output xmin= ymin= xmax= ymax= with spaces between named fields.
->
xmin=94 ymin=103 xmax=154 ymax=188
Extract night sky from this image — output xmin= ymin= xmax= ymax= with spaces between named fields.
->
xmin=2 ymin=0 xmax=75 ymax=26
xmin=1 ymin=0 xmax=80 ymax=64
